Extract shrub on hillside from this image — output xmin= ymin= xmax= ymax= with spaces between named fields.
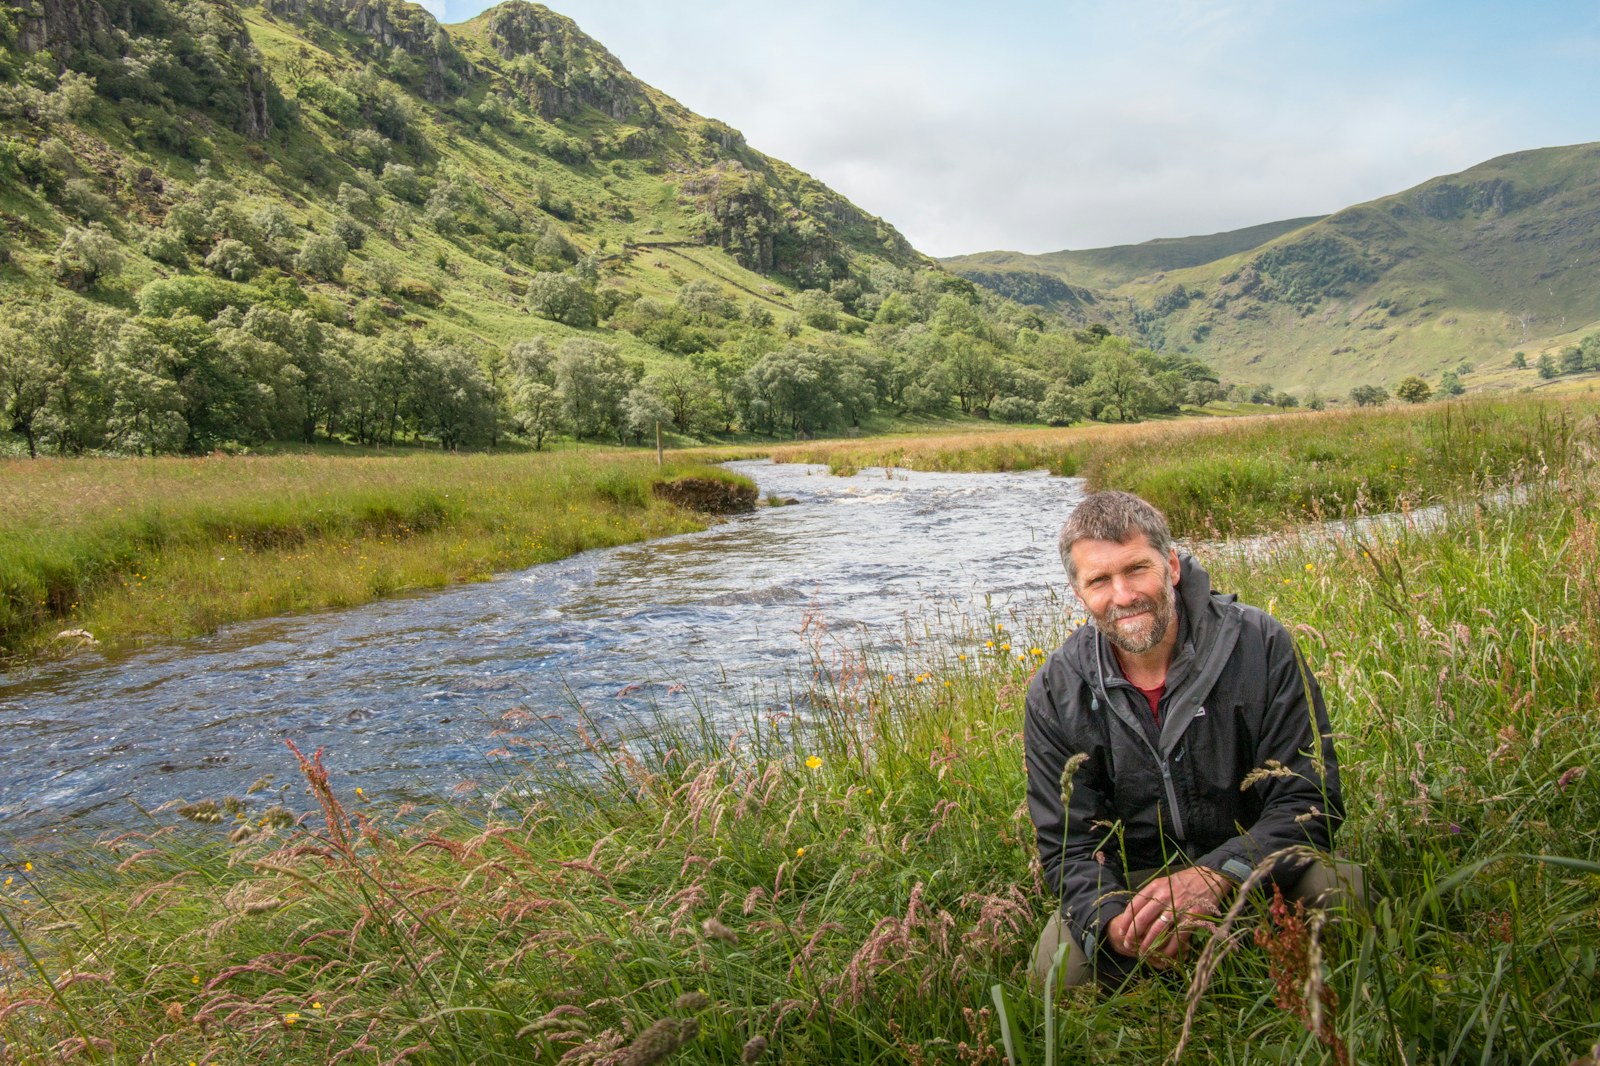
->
xmin=204 ymin=239 xmax=259 ymax=281
xmin=989 ymin=395 xmax=1038 ymax=423
xmin=137 ymin=276 xmax=252 ymax=319
xmin=528 ymin=271 xmax=595 ymax=327
xmin=141 ymin=227 xmax=189 ymax=266
xmin=297 ymin=233 xmax=348 ymax=281
xmin=52 ymin=224 xmax=124 ymax=290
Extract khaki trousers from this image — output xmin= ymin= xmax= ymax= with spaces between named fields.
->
xmin=1031 ymin=857 xmax=1365 ymax=989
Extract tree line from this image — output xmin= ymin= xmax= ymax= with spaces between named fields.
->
xmin=1 ymin=271 xmax=1229 ymax=457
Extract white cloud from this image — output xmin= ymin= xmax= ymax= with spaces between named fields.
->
xmin=464 ymin=0 xmax=1594 ymax=257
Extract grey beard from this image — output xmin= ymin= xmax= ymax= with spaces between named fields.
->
xmin=1098 ymin=589 xmax=1175 ymax=655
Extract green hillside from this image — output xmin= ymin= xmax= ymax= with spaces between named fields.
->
xmin=2 ymin=0 xmax=1223 ymax=456
xmin=949 ymin=215 xmax=1324 ymax=290
xmin=946 ymin=144 xmax=1600 ymax=397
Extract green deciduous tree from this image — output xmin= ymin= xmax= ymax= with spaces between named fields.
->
xmin=642 ymin=361 xmax=717 ymax=435
xmin=989 ymin=395 xmax=1037 ymax=423
xmin=1034 ymin=383 xmax=1080 ymax=425
xmin=100 ymin=340 xmax=184 ymax=456
xmin=943 ymin=339 xmax=998 ymax=414
xmin=675 ymin=280 xmax=736 ymax=325
xmin=511 ymin=380 xmax=562 ymax=450
xmin=554 ymin=339 xmax=636 ymax=442
xmin=296 ymin=233 xmax=348 ymax=281
xmin=1396 ymin=376 xmax=1432 ymax=404
xmin=380 ymin=163 xmax=422 ymax=203
xmin=1083 ymin=350 xmax=1154 ymax=422
xmin=53 ymin=224 xmax=124 ymax=290
xmin=27 ymin=303 xmax=118 ymax=454
xmin=794 ymin=289 xmax=842 ymax=331
xmin=349 ymin=333 xmax=421 ymax=446
xmin=623 ymin=384 xmax=672 ymax=445
xmin=528 ymin=272 xmax=596 ymax=327
xmin=204 ymin=238 xmax=258 ymax=281
xmin=1349 ymin=384 xmax=1389 ymax=407
xmin=412 ymin=344 xmax=493 ymax=450
xmin=0 ymin=323 xmax=50 ymax=457
xmin=251 ymin=204 xmax=298 ymax=241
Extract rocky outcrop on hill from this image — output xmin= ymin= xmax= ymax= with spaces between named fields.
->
xmin=484 ymin=1 xmax=654 ymax=123
xmin=13 ymin=0 xmax=112 ymax=65
xmin=264 ymin=0 xmax=470 ymax=101
xmin=16 ymin=0 xmax=274 ymax=139
xmin=949 ymin=267 xmax=1099 ymax=315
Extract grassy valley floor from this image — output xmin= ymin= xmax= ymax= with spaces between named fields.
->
xmin=2 ymin=395 xmax=1599 ymax=1063
xmin=0 ymin=448 xmax=754 ymax=665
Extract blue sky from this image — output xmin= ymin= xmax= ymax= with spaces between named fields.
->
xmin=425 ymin=0 xmax=1600 ymax=257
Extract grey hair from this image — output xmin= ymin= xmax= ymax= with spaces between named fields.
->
xmin=1057 ymin=491 xmax=1174 ymax=585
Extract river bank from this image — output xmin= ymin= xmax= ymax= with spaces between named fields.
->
xmin=3 ymin=399 xmax=1597 ymax=1063
xmin=762 ymin=393 xmax=1592 ymax=537
xmin=0 ymin=450 xmax=754 ymax=666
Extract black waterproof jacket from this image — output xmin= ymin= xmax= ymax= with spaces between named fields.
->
xmin=1023 ymin=554 xmax=1343 ymax=969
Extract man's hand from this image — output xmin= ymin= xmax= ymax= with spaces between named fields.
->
xmin=1105 ymin=866 xmax=1232 ymax=967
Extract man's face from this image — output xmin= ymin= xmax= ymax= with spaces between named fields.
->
xmin=1069 ymin=534 xmax=1180 ymax=656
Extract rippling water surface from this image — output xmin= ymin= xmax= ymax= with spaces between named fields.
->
xmin=0 ymin=461 xmax=1086 ymax=842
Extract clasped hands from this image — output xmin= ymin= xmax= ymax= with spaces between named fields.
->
xmin=1105 ymin=865 xmax=1232 ymax=969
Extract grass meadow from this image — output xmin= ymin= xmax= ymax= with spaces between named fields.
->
xmin=1 ymin=395 xmax=1598 ymax=1064
xmin=766 ymin=395 xmax=1585 ymax=538
xmin=0 ymin=449 xmax=752 ymax=664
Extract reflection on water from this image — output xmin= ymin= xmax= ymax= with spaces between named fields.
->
xmin=0 ymin=462 xmax=1086 ymax=841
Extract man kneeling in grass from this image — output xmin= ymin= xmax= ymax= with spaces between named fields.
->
xmin=1025 ymin=490 xmax=1358 ymax=987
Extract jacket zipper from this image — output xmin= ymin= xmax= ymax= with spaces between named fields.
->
xmin=1159 ymin=758 xmax=1186 ymax=840
xmin=1102 ymin=675 xmax=1189 ymax=843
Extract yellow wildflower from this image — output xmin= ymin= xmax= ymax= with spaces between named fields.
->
xmin=795 ymin=847 xmax=806 ymax=857
xmin=805 ymin=755 xmax=822 ymax=770
xmin=284 ymin=1012 xmax=301 ymax=1026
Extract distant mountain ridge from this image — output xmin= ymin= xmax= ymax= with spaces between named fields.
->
xmin=952 ymin=216 xmax=1326 ymax=290
xmin=945 ymin=144 xmax=1600 ymax=394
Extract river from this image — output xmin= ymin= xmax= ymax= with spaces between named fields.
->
xmin=0 ymin=461 xmax=1087 ymax=844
